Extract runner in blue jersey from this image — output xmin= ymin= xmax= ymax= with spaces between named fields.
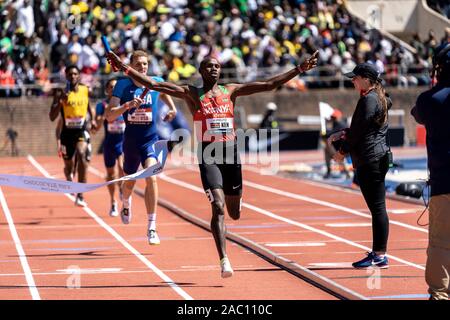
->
xmin=105 ymin=50 xmax=177 ymax=245
xmin=95 ymin=78 xmax=124 ymax=217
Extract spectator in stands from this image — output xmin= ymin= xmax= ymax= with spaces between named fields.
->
xmin=16 ymin=0 xmax=35 ymax=38
xmin=0 ymin=0 xmax=443 ymax=95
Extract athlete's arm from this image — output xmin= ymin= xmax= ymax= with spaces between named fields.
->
xmin=230 ymin=51 xmax=318 ymax=98
xmin=95 ymin=102 xmax=105 ymax=127
xmin=87 ymin=101 xmax=98 ymax=132
xmin=55 ymin=116 xmax=63 ymax=157
xmin=160 ymin=93 xmax=177 ymax=122
xmin=107 ymin=51 xmax=194 ymax=102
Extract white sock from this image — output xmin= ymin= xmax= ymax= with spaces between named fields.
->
xmin=123 ymin=197 xmax=131 ymax=209
xmin=148 ymin=213 xmax=156 ymax=230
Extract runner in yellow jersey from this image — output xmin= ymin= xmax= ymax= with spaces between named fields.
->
xmin=49 ymin=65 xmax=97 ymax=207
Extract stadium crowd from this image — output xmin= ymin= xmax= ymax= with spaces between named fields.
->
xmin=1 ymin=0 xmax=449 ymax=97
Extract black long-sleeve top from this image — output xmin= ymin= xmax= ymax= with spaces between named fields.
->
xmin=411 ymin=82 xmax=450 ymax=197
xmin=341 ymin=90 xmax=392 ymax=168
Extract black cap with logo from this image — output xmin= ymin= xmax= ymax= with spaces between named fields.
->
xmin=344 ymin=63 xmax=380 ymax=82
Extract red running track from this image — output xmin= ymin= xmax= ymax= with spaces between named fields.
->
xmin=0 ymin=151 xmax=429 ymax=300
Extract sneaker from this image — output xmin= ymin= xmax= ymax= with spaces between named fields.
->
xmin=352 ymin=252 xmax=389 ymax=269
xmin=75 ymin=194 xmax=87 ymax=207
xmin=147 ymin=229 xmax=160 ymax=245
xmin=120 ymin=207 xmax=132 ymax=224
xmin=109 ymin=202 xmax=119 ymax=217
xmin=220 ymin=257 xmax=234 ymax=278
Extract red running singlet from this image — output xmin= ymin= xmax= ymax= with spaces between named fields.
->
xmin=193 ymin=85 xmax=235 ymax=142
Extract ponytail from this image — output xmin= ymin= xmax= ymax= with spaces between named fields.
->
xmin=373 ymin=81 xmax=388 ymax=126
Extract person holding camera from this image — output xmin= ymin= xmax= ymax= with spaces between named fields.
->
xmin=330 ymin=63 xmax=392 ymax=269
xmin=411 ymin=42 xmax=450 ymax=300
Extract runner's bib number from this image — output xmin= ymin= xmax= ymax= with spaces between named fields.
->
xmin=206 ymin=118 xmax=234 ymax=134
xmin=107 ymin=120 xmax=126 ymax=133
xmin=128 ymin=108 xmax=152 ymax=124
xmin=65 ymin=117 xmax=85 ymax=129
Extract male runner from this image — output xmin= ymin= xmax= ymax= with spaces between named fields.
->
xmin=49 ymin=65 xmax=97 ymax=207
xmin=95 ymin=78 xmax=125 ymax=217
xmin=107 ymin=50 xmax=318 ymax=277
xmin=106 ymin=50 xmax=177 ymax=245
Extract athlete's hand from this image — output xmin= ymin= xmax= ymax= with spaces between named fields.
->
xmin=332 ymin=151 xmax=345 ymax=163
xmin=327 ymin=130 xmax=346 ymax=144
xmin=106 ymin=51 xmax=123 ymax=72
xmin=55 ymin=88 xmax=68 ymax=104
xmin=127 ymin=97 xmax=144 ymax=109
xmin=299 ymin=50 xmax=319 ymax=72
xmin=57 ymin=140 xmax=63 ymax=158
xmin=90 ymin=120 xmax=98 ymax=133
xmin=163 ymin=109 xmax=177 ymax=122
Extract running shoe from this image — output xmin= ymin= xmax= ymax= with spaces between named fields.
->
xmin=352 ymin=251 xmax=389 ymax=269
xmin=147 ymin=229 xmax=160 ymax=245
xmin=120 ymin=207 xmax=132 ymax=224
xmin=75 ymin=193 xmax=87 ymax=207
xmin=220 ymin=256 xmax=234 ymax=278
xmin=109 ymin=202 xmax=119 ymax=217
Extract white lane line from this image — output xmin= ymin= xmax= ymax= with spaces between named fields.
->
xmin=243 ymin=180 xmax=428 ymax=234
xmin=27 ymin=155 xmax=193 ymax=300
xmin=56 ymin=268 xmax=122 ymax=273
xmin=325 ymin=223 xmax=372 ymax=228
xmin=390 ymin=209 xmax=419 ymax=215
xmin=159 ymin=173 xmax=425 ymax=271
xmin=182 ymin=165 xmax=428 ymax=234
xmin=308 ymin=262 xmax=353 ymax=268
xmin=265 ymin=242 xmax=326 ymax=247
xmin=0 ymin=187 xmax=41 ymax=300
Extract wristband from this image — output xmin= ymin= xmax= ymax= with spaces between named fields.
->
xmin=296 ymin=65 xmax=303 ymax=73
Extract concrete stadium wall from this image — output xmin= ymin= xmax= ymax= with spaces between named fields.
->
xmin=346 ymin=0 xmax=418 ymax=33
xmin=0 ymin=87 xmax=425 ymax=157
xmin=346 ymin=0 xmax=449 ymax=41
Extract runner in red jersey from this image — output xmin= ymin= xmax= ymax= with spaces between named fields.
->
xmin=107 ymin=51 xmax=318 ymax=278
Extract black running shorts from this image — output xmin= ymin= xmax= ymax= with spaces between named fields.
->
xmin=60 ymin=129 xmax=90 ymax=161
xmin=198 ymin=141 xmax=243 ymax=200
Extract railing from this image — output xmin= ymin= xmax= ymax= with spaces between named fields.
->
xmin=0 ymin=64 xmax=433 ymax=98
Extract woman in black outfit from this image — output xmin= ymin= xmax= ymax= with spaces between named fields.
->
xmin=330 ymin=63 xmax=392 ymax=269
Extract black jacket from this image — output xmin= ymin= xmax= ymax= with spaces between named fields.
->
xmin=342 ymin=90 xmax=392 ymax=168
xmin=411 ymin=82 xmax=450 ymax=197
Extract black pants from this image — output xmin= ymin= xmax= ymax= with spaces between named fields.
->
xmin=356 ymin=153 xmax=389 ymax=252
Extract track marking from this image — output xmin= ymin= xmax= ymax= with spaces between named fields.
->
xmin=325 ymin=223 xmax=372 ymax=228
xmin=181 ymin=165 xmax=428 ymax=233
xmin=369 ymin=293 xmax=429 ymax=299
xmin=390 ymin=209 xmax=420 ymax=214
xmin=243 ymin=180 xmax=428 ymax=233
xmin=159 ymin=173 xmax=425 ymax=271
xmin=56 ymin=268 xmax=122 ymax=273
xmin=308 ymin=262 xmax=353 ymax=268
xmin=0 ymin=187 xmax=41 ymax=300
xmin=27 ymin=155 xmax=193 ymax=300
xmin=265 ymin=242 xmax=326 ymax=247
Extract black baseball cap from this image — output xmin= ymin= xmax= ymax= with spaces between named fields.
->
xmin=344 ymin=63 xmax=380 ymax=81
